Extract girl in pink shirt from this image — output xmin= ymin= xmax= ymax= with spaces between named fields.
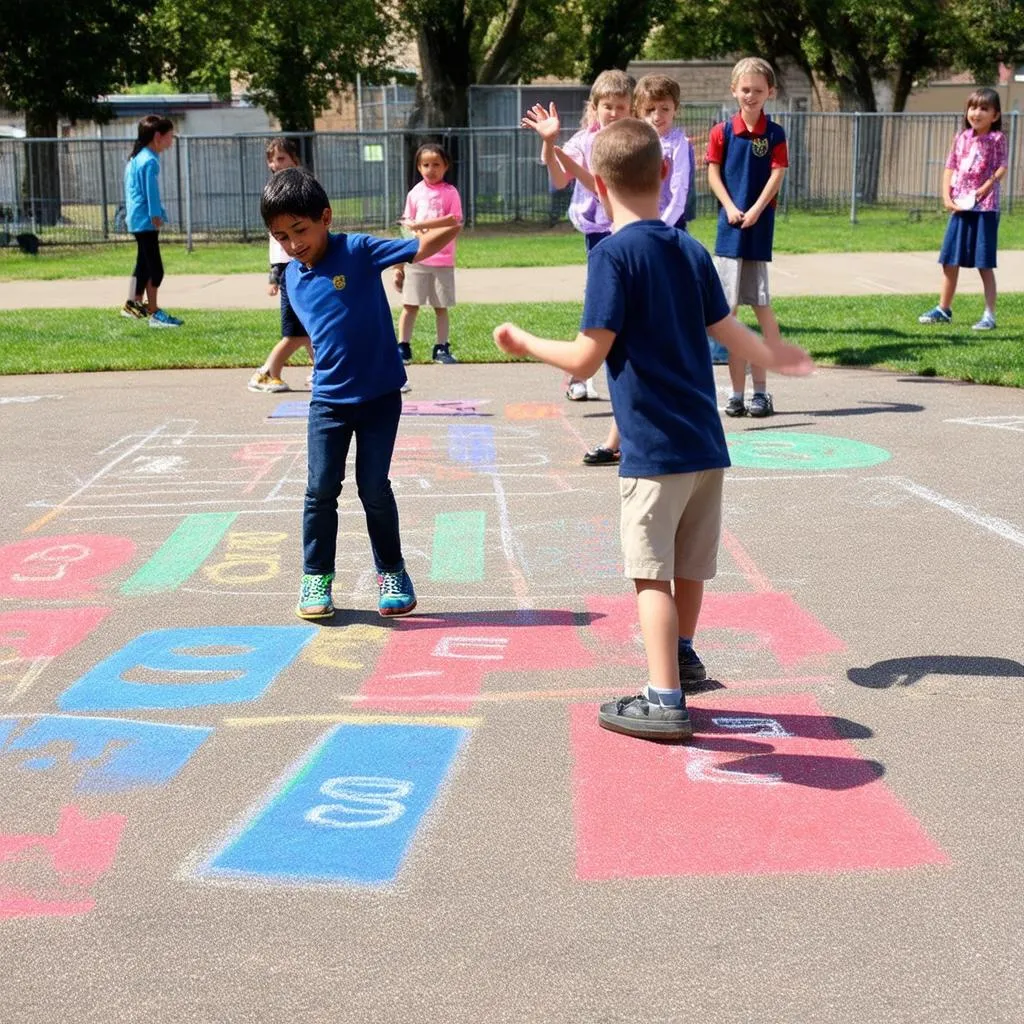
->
xmin=919 ymin=88 xmax=1008 ymax=331
xmin=394 ymin=144 xmax=462 ymax=365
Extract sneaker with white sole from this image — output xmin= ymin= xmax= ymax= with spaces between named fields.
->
xmin=296 ymin=572 xmax=335 ymax=619
xmin=120 ymin=300 xmax=147 ymax=320
xmin=565 ymin=379 xmax=588 ymax=401
xmin=432 ymin=344 xmax=458 ymax=364
xmin=378 ymin=569 xmax=416 ymax=616
xmin=748 ymin=392 xmax=774 ymax=418
xmin=972 ymin=314 xmax=996 ymax=331
xmin=584 ymin=377 xmax=600 ymax=399
xmin=598 ymin=690 xmax=694 ymax=740
xmin=248 ymin=370 xmax=289 ymax=393
xmin=149 ymin=309 xmax=183 ymax=328
xmin=918 ymin=306 xmax=952 ymax=324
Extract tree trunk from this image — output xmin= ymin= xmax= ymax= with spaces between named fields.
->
xmin=23 ymin=111 xmax=61 ymax=227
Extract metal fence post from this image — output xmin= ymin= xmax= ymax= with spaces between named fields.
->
xmin=468 ymin=130 xmax=476 ymax=227
xmin=183 ymin=135 xmax=193 ymax=252
xmin=850 ymin=112 xmax=860 ymax=224
xmin=1008 ymin=110 xmax=1019 ymax=214
xmin=383 ymin=132 xmax=391 ymax=230
xmin=98 ymin=130 xmax=109 ymax=240
xmin=238 ymin=136 xmax=249 ymax=242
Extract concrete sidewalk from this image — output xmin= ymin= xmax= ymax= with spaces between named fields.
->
xmin=2 ymin=249 xmax=1022 ymax=310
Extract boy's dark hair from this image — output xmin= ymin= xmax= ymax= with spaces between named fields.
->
xmin=414 ymin=142 xmax=450 ymax=170
xmin=591 ymin=118 xmax=663 ymax=196
xmin=633 ymin=74 xmax=680 ymax=113
xmin=266 ymin=136 xmax=301 ymax=164
xmin=260 ymin=167 xmax=329 ymax=226
xmin=964 ymin=88 xmax=1002 ymax=132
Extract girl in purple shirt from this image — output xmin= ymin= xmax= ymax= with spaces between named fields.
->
xmin=919 ymin=88 xmax=1008 ymax=331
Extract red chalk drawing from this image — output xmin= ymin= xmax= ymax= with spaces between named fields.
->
xmin=0 ymin=607 xmax=111 ymax=701
xmin=571 ymin=695 xmax=948 ymax=879
xmin=359 ymin=613 xmax=597 ymax=713
xmin=0 ymin=536 xmax=136 ymax=600
xmin=585 ymin=592 xmax=845 ymax=670
xmin=0 ymin=805 xmax=126 ymax=918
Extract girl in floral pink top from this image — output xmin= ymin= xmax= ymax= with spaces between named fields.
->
xmin=919 ymin=88 xmax=1008 ymax=331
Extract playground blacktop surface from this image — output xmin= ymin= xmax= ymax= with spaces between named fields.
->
xmin=1 ymin=258 xmax=1023 ymax=1023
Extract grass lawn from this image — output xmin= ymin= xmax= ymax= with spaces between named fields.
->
xmin=2 ymin=293 xmax=1022 ymax=387
xmin=1 ymin=208 xmax=1022 ymax=279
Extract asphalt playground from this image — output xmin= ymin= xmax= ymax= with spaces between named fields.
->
xmin=1 ymin=343 xmax=1022 ymax=1022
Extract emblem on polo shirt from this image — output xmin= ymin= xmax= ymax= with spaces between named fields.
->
xmin=333 ymin=275 xmax=347 ymax=290
xmin=752 ymin=137 xmax=769 ymax=158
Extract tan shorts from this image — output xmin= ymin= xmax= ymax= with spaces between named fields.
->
xmin=403 ymin=264 xmax=456 ymax=308
xmin=619 ymin=470 xmax=725 ymax=581
xmin=713 ymin=256 xmax=770 ymax=308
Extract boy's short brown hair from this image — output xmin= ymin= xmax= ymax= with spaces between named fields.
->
xmin=591 ymin=118 xmax=663 ymax=196
xmin=730 ymin=57 xmax=776 ymax=89
xmin=633 ymin=74 xmax=680 ymax=113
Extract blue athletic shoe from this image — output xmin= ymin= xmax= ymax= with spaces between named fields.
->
xmin=918 ymin=306 xmax=952 ymax=325
xmin=296 ymin=572 xmax=335 ymax=619
xmin=972 ymin=314 xmax=996 ymax=331
xmin=149 ymin=308 xmax=184 ymax=328
xmin=378 ymin=569 xmax=416 ymax=616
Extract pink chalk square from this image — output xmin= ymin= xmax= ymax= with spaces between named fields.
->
xmin=359 ymin=612 xmax=598 ymax=713
xmin=571 ymin=694 xmax=948 ymax=879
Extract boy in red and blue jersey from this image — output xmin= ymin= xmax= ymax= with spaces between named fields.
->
xmin=706 ymin=57 xmax=789 ymax=418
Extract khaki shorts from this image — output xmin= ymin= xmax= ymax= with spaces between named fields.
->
xmin=713 ymin=256 xmax=770 ymax=308
xmin=403 ymin=264 xmax=456 ymax=308
xmin=619 ymin=470 xmax=724 ymax=581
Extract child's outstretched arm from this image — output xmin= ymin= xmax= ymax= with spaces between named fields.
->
xmin=409 ymin=216 xmax=461 ymax=263
xmin=493 ymin=322 xmax=614 ymax=379
xmin=522 ymin=103 xmax=572 ymax=190
xmin=553 ymin=146 xmax=596 ymax=194
xmin=708 ymin=314 xmax=812 ymax=376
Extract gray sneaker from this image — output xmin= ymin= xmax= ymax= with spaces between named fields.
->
xmin=598 ymin=692 xmax=694 ymax=740
xmin=678 ymin=644 xmax=708 ymax=688
xmin=748 ymin=392 xmax=774 ymax=418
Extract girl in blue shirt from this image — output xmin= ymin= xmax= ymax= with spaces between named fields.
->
xmin=121 ymin=115 xmax=182 ymax=327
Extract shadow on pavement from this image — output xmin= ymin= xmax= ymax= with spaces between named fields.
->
xmin=321 ymin=608 xmax=607 ymax=629
xmin=848 ymin=655 xmax=1024 ymax=689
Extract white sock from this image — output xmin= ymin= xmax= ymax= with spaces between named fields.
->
xmin=730 ymin=390 xmax=744 ymax=401
xmin=984 ymin=307 xmax=995 ymax=320
xmin=644 ymin=684 xmax=682 ymax=708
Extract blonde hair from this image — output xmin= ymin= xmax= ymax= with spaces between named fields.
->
xmin=582 ymin=69 xmax=635 ymax=127
xmin=730 ymin=57 xmax=776 ymax=89
xmin=633 ymin=74 xmax=680 ymax=114
xmin=591 ymin=118 xmax=663 ymax=196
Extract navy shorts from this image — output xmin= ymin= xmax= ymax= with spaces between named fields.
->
xmin=275 ymin=264 xmax=308 ymax=338
xmin=938 ymin=211 xmax=999 ymax=269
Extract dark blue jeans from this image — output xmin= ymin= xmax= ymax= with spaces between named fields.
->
xmin=303 ymin=391 xmax=405 ymax=576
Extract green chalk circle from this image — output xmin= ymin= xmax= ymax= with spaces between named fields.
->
xmin=727 ymin=432 xmax=891 ymax=471
xmin=431 ymin=510 xmax=486 ymax=582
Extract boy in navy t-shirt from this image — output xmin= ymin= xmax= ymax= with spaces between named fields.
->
xmin=493 ymin=119 xmax=811 ymax=740
xmin=706 ymin=56 xmax=789 ymax=418
xmin=261 ymin=168 xmax=460 ymax=621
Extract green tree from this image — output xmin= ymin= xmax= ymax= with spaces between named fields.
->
xmin=0 ymin=0 xmax=153 ymax=224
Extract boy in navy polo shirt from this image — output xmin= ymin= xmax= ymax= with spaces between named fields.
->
xmin=260 ymin=168 xmax=460 ymax=620
xmin=706 ymin=57 xmax=789 ymax=418
xmin=493 ymin=119 xmax=811 ymax=741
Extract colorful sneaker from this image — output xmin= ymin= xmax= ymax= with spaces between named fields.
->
xmin=748 ymin=392 xmax=774 ymax=418
xmin=378 ymin=569 xmax=417 ymax=617
xmin=296 ymin=572 xmax=335 ymax=619
xmin=566 ymin=379 xmax=588 ymax=401
xmin=918 ymin=306 xmax=952 ymax=324
xmin=398 ymin=342 xmax=412 ymax=364
xmin=149 ymin=309 xmax=183 ymax=328
xmin=582 ymin=446 xmax=620 ymax=466
xmin=972 ymin=314 xmax=996 ymax=331
xmin=432 ymin=343 xmax=458 ymax=364
xmin=678 ymin=644 xmax=708 ymax=688
xmin=598 ymin=691 xmax=694 ymax=740
xmin=120 ymin=300 xmax=147 ymax=320
xmin=725 ymin=395 xmax=746 ymax=417
xmin=248 ymin=370 xmax=289 ymax=393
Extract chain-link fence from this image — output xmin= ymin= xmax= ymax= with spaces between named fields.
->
xmin=0 ymin=111 xmax=1019 ymax=247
